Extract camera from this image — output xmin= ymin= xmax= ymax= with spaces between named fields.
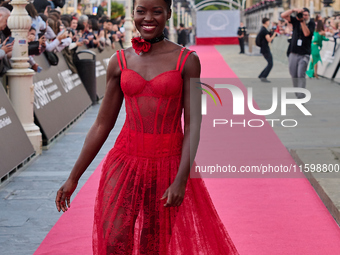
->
xmin=297 ymin=12 xmax=303 ymax=19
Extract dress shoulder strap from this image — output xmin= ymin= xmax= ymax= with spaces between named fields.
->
xmin=116 ymin=49 xmax=127 ymax=71
xmin=176 ymin=47 xmax=196 ymax=73
xmin=176 ymin=47 xmax=186 ymax=71
xmin=116 ymin=50 xmax=123 ymax=71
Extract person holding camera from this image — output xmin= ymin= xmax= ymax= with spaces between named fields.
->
xmin=281 ymin=7 xmax=315 ymax=99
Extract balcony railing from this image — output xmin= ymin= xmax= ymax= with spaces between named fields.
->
xmin=244 ymin=0 xmax=278 ymax=14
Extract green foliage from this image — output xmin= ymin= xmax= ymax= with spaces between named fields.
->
xmin=104 ymin=1 xmax=125 ymax=19
xmin=202 ymin=4 xmax=231 ymax=10
xmin=111 ymin=2 xmax=125 ymax=19
xmin=173 ymin=12 xmax=178 ymax=27
xmin=202 ymin=5 xmax=219 ymax=10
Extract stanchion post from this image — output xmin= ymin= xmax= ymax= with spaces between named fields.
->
xmin=7 ymin=0 xmax=42 ymax=155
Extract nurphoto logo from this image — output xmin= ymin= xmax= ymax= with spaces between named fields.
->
xmin=196 ymin=81 xmax=312 ymax=128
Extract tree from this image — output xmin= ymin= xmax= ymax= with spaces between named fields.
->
xmin=105 ymin=2 xmax=125 ymax=19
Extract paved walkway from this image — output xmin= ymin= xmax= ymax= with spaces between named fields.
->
xmin=0 ymin=102 xmax=126 ymax=255
xmin=0 ymin=45 xmax=339 ymax=254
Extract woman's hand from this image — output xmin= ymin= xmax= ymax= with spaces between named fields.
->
xmin=160 ymin=179 xmax=187 ymax=207
xmin=76 ymin=40 xmax=84 ymax=47
xmin=55 ymin=178 xmax=78 ymax=212
xmin=39 ymin=35 xmax=46 ymax=47
xmin=31 ymin=63 xmax=39 ymax=72
xmin=57 ymin=31 xmax=68 ymax=42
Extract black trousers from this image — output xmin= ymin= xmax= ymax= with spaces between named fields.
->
xmin=259 ymin=51 xmax=273 ymax=78
xmin=238 ymin=38 xmax=244 ymax=53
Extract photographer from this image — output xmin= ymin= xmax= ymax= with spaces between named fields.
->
xmin=27 ymin=27 xmax=42 ymax=72
xmin=281 ymin=7 xmax=315 ymax=99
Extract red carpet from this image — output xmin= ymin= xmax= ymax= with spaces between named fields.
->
xmin=34 ymin=46 xmax=340 ymax=255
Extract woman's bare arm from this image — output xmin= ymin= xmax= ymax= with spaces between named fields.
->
xmin=56 ymin=52 xmax=124 ymax=212
xmin=67 ymin=54 xmax=124 ymax=182
xmin=175 ymin=51 xmax=202 ymax=185
xmin=162 ymin=50 xmax=202 ymax=207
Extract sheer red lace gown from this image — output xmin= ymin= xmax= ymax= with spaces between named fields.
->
xmin=92 ymin=48 xmax=239 ymax=255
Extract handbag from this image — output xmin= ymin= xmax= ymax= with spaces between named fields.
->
xmin=44 ymin=50 xmax=59 ymax=66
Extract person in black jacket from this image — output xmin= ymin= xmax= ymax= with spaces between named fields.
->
xmin=177 ymin=23 xmax=186 ymax=46
xmin=237 ymin=22 xmax=246 ymax=54
xmin=33 ymin=0 xmax=51 ymax=13
xmin=258 ymin=17 xmax=277 ymax=82
xmin=97 ymin=0 xmax=107 ymax=18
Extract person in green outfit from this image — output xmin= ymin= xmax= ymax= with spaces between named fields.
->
xmin=306 ymin=20 xmax=329 ymax=78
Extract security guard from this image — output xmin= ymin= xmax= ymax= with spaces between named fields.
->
xmin=237 ymin=22 xmax=247 ymax=54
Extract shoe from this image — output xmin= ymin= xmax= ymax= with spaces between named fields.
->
xmin=239 ymin=52 xmax=244 ymax=54
xmin=97 ymin=41 xmax=104 ymax=53
xmin=261 ymin=78 xmax=271 ymax=83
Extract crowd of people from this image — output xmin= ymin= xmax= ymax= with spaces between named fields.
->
xmin=238 ymin=8 xmax=340 ymax=98
xmin=0 ymin=0 xmax=195 ymax=78
xmin=0 ymin=0 xmax=130 ymax=77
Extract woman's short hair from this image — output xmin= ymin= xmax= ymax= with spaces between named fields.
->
xmin=133 ymin=0 xmax=172 ymax=11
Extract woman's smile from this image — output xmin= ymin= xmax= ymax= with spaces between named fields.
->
xmin=141 ymin=25 xmax=157 ymax=32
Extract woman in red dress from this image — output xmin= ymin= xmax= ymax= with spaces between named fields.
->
xmin=56 ymin=0 xmax=239 ymax=254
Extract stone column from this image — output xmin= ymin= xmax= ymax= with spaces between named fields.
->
xmin=107 ymin=0 xmax=111 ymax=18
xmin=169 ymin=9 xmax=175 ymax=42
xmin=273 ymin=7 xmax=278 ymax=22
xmin=123 ymin=0 xmax=133 ymax=48
xmin=177 ymin=2 xmax=181 ymax=29
xmin=63 ymin=1 xmax=67 ymax=14
xmin=309 ymin=0 xmax=314 ymax=18
xmin=7 ymin=0 xmax=42 ymax=154
xmin=181 ymin=7 xmax=185 ymax=25
xmin=74 ymin=0 xmax=77 ymax=13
